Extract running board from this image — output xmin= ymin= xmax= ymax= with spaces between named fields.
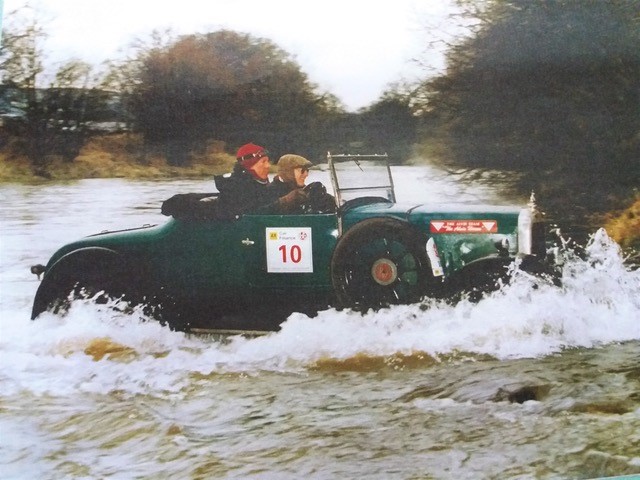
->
xmin=188 ymin=328 xmax=271 ymax=337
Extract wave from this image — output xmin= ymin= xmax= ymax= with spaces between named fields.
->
xmin=1 ymin=229 xmax=638 ymax=396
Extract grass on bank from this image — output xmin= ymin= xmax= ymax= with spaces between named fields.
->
xmin=601 ymin=194 xmax=640 ymax=250
xmin=0 ymin=133 xmax=236 ymax=183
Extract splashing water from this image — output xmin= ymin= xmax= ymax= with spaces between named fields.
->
xmin=2 ymin=229 xmax=637 ymax=398
xmin=2 ymin=180 xmax=639 ymax=480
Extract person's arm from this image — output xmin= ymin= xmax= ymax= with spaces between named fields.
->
xmin=256 ymin=189 xmax=309 ymax=214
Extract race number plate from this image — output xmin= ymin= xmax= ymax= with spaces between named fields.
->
xmin=266 ymin=227 xmax=313 ymax=273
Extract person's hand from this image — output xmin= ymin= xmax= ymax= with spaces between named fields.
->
xmin=303 ymin=182 xmax=326 ymax=196
xmin=278 ymin=189 xmax=309 ymax=211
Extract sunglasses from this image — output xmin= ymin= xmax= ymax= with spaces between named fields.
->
xmin=239 ymin=150 xmax=269 ymax=162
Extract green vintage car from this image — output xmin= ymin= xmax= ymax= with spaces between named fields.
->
xmin=31 ymin=153 xmax=550 ymax=332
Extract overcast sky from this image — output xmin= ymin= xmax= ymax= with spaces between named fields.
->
xmin=3 ymin=0 xmax=458 ymax=111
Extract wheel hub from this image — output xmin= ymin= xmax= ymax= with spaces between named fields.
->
xmin=371 ymin=258 xmax=398 ymax=286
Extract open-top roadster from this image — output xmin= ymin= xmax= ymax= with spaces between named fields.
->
xmin=31 ymin=153 xmax=550 ymax=332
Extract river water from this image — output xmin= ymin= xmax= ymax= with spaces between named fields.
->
xmin=1 ymin=167 xmax=639 ymax=479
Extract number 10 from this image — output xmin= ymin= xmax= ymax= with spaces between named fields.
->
xmin=278 ymin=244 xmax=302 ymax=263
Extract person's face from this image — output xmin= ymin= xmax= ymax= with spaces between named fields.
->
xmin=251 ymin=156 xmax=271 ymax=180
xmin=293 ymin=167 xmax=309 ymax=187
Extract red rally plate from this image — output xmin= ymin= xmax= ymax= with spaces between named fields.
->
xmin=430 ymin=220 xmax=498 ymax=234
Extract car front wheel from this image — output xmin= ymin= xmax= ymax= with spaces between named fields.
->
xmin=331 ymin=218 xmax=432 ymax=311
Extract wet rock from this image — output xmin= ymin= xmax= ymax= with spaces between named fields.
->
xmin=493 ymin=384 xmax=551 ymax=404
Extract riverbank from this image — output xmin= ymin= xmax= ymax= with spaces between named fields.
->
xmin=0 ymin=133 xmax=236 ymax=183
xmin=602 ymin=195 xmax=640 ymax=253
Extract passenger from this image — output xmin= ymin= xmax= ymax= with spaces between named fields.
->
xmin=267 ymin=154 xmax=337 ymax=213
xmin=214 ymin=143 xmax=307 ymax=216
xmin=268 ymin=154 xmax=313 ymax=197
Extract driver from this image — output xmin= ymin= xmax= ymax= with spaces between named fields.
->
xmin=214 ymin=143 xmax=307 ymax=216
xmin=267 ymin=154 xmax=336 ymax=214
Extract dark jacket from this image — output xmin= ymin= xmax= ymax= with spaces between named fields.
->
xmin=162 ymin=165 xmax=282 ymax=221
xmin=267 ymin=176 xmax=295 ymax=197
xmin=265 ymin=176 xmax=305 ymax=214
xmin=214 ymin=163 xmax=280 ymax=217
xmin=266 ymin=177 xmax=337 ymax=214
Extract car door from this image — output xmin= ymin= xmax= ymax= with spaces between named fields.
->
xmin=151 ymin=215 xmax=268 ymax=296
xmin=237 ymin=213 xmax=339 ymax=291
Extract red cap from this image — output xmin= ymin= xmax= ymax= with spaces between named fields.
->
xmin=236 ymin=143 xmax=269 ymax=169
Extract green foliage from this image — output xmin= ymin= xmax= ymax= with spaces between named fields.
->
xmin=420 ymin=0 xmax=640 ymax=220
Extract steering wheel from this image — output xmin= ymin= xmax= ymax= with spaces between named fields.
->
xmin=301 ymin=182 xmax=337 ymax=214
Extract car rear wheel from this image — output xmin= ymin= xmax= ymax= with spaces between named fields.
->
xmin=331 ymin=218 xmax=431 ymax=310
xmin=31 ymin=248 xmax=130 ymax=319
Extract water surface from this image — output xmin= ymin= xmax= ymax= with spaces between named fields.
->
xmin=1 ymin=170 xmax=639 ymax=479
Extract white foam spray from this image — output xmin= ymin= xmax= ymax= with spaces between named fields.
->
xmin=1 ymin=229 xmax=638 ymax=396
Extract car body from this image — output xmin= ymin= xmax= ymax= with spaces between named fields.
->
xmin=31 ymin=153 xmax=549 ymax=332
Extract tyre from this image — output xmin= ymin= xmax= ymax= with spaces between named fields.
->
xmin=31 ymin=247 xmax=130 ymax=319
xmin=331 ymin=218 xmax=432 ymax=310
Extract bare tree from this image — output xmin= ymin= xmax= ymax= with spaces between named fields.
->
xmin=101 ymin=28 xmax=176 ymax=134
xmin=129 ymin=30 xmax=340 ymax=165
xmin=0 ymin=7 xmax=50 ymax=173
xmin=0 ymin=6 xmax=109 ymax=172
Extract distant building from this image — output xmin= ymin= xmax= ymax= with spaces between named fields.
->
xmin=0 ymin=86 xmax=130 ymax=132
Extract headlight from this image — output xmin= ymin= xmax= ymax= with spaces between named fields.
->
xmin=518 ymin=208 xmax=533 ymax=255
xmin=518 ymin=192 xmax=545 ymax=256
